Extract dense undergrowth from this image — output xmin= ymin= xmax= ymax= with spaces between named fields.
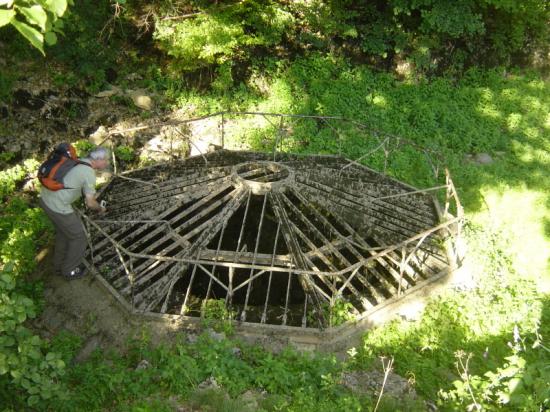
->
xmin=1 ymin=1 xmax=549 ymax=410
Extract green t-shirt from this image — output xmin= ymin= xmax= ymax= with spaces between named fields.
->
xmin=40 ymin=159 xmax=96 ymax=214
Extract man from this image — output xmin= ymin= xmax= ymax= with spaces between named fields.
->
xmin=39 ymin=147 xmax=110 ymax=279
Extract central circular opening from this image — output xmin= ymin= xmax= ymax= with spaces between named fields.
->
xmin=236 ymin=161 xmax=289 ymax=182
xmin=232 ymin=161 xmax=293 ymax=194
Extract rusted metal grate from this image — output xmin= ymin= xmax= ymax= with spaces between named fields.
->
xmin=82 ymin=145 xmax=462 ymax=330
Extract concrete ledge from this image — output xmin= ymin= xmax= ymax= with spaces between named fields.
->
xmin=86 ymin=260 xmax=455 ymax=352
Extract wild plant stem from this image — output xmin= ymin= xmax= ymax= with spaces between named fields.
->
xmin=374 ymin=356 xmax=394 ymax=412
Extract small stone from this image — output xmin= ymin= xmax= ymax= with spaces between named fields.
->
xmin=95 ymin=90 xmax=118 ymax=98
xmin=89 ymin=126 xmax=108 ymax=145
xmin=135 ymin=359 xmax=151 ymax=370
xmin=125 ymin=73 xmax=142 ymax=81
xmin=94 ymin=86 xmax=122 ymax=98
xmin=231 ymin=347 xmax=242 ymax=358
xmin=186 ymin=333 xmax=199 ymax=344
xmin=340 ymin=369 xmax=416 ymax=399
xmin=127 ymin=90 xmax=154 ymax=111
xmin=207 ymin=329 xmax=225 ymax=341
xmin=198 ymin=376 xmax=219 ymax=390
xmin=473 ymin=153 xmax=493 ymax=165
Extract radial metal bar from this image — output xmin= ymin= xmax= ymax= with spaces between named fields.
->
xmin=282 ymin=270 xmax=292 ymax=326
xmin=320 ymin=208 xmax=415 ymax=291
xmin=176 ymin=191 xmax=236 ymax=236
xmin=302 ymin=295 xmax=308 ymax=327
xmin=107 ymin=177 xmax=230 ymax=219
xmin=241 ymin=194 xmax=268 ymax=322
xmin=94 ymin=179 xmax=233 ymax=252
xmin=120 ymin=187 xmax=236 ymax=276
xmin=296 ymin=178 xmax=434 ymax=237
xmin=302 ymin=167 xmax=436 ymax=220
xmin=281 ymin=192 xmax=383 ymax=305
xmin=226 ymin=267 xmax=234 ymax=306
xmin=233 ymin=190 xmax=252 ymax=262
xmin=181 ymin=252 xmax=201 ymax=315
xmin=296 ymin=181 xmax=443 ymax=254
xmin=298 ymin=168 xmax=437 ymax=222
xmin=134 ymin=271 xmax=177 ymax=310
xmin=202 ymin=220 xmax=228 ymax=310
xmin=290 ymin=188 xmax=402 ymax=294
xmin=270 ymin=192 xmax=327 ymax=327
xmin=261 ymin=222 xmax=281 ymax=324
xmin=119 ymin=188 xmax=247 ymax=294
xmin=109 ymin=171 xmax=230 ymax=214
xmin=292 ymin=223 xmax=368 ymax=309
xmin=143 ymin=273 xmax=179 ymax=312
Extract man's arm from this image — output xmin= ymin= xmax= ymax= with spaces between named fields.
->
xmin=85 ymin=193 xmax=106 ymax=213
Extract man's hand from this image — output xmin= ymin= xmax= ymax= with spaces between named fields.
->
xmin=85 ymin=193 xmax=107 ymax=213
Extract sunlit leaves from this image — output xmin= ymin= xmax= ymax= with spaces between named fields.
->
xmin=0 ymin=8 xmax=15 ymax=27
xmin=19 ymin=5 xmax=47 ymax=31
xmin=44 ymin=0 xmax=67 ymax=17
xmin=0 ymin=0 xmax=71 ymax=54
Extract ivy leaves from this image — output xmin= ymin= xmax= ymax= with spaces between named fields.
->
xmin=0 ymin=264 xmax=67 ymax=407
xmin=0 ymin=0 xmax=71 ymax=54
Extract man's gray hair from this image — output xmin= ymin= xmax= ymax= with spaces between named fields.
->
xmin=88 ymin=146 xmax=110 ymax=160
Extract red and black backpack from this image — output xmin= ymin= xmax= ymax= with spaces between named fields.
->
xmin=38 ymin=143 xmax=90 ymax=191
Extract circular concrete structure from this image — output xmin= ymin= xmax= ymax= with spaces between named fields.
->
xmin=83 ymin=150 xmax=461 ymax=349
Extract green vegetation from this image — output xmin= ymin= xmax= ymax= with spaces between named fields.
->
xmin=114 ymin=145 xmax=136 ymax=163
xmin=1 ymin=0 xmax=549 ymax=410
xmin=0 ymin=161 xmax=65 ymax=407
xmin=201 ymin=298 xmax=235 ymax=335
xmin=357 ymin=223 xmax=549 ymax=409
xmin=0 ymin=0 xmax=71 ymax=54
xmin=150 ymin=0 xmax=549 ymax=78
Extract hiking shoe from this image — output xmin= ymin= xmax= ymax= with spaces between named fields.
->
xmin=65 ymin=265 xmax=88 ymax=280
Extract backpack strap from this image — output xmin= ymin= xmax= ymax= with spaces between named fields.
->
xmin=60 ymin=160 xmax=93 ymax=190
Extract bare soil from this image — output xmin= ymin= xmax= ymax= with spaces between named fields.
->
xmin=30 ymin=246 xmax=143 ymax=361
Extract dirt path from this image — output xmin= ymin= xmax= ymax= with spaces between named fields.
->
xmin=31 ymin=247 xmax=140 ymax=361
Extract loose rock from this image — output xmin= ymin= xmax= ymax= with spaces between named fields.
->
xmin=198 ymin=376 xmax=219 ymax=390
xmin=135 ymin=359 xmax=151 ymax=370
xmin=466 ymin=152 xmax=494 ymax=165
xmin=127 ymin=89 xmax=154 ymax=111
xmin=341 ymin=369 xmax=416 ymax=399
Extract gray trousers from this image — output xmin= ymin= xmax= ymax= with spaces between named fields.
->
xmin=39 ymin=198 xmax=88 ymax=276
